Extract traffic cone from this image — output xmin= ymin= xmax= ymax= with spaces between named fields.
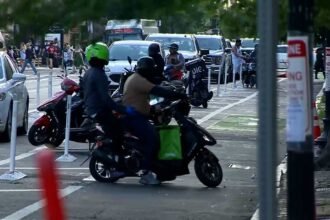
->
xmin=313 ymin=101 xmax=321 ymax=140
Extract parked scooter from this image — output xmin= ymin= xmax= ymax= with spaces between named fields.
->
xmin=242 ymin=57 xmax=257 ymax=88
xmin=86 ymin=99 xmax=223 ymax=187
xmin=28 ymin=75 xmax=96 ymax=148
xmin=184 ymin=58 xmax=213 ymax=108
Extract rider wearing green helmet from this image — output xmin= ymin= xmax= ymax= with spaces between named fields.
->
xmin=82 ymin=42 xmax=137 ymax=179
xmin=85 ymin=42 xmax=109 ymax=66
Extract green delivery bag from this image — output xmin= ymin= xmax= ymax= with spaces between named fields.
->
xmin=157 ymin=125 xmax=182 ymax=160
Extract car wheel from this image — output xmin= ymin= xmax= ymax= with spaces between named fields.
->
xmin=18 ymin=100 xmax=29 ymax=135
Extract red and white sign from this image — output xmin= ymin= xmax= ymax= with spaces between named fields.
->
xmin=286 ymin=36 xmax=311 ymax=143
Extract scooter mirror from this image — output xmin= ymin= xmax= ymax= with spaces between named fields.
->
xmin=127 ymin=56 xmax=132 ymax=65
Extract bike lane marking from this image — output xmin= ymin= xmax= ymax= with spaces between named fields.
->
xmin=199 ymin=78 xmax=286 ymax=125
xmin=2 ymin=185 xmax=82 ymax=220
xmin=0 ymin=146 xmax=46 ymax=166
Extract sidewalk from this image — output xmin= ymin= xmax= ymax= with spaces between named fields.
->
xmin=278 ymin=171 xmax=330 ymax=219
xmin=277 ymin=79 xmax=330 ymax=220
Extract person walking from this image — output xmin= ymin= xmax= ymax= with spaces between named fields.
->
xmin=231 ymin=39 xmax=246 ymax=87
xmin=20 ymin=42 xmax=38 ymax=75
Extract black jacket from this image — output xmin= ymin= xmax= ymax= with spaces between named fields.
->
xmin=150 ymin=54 xmax=165 ymax=84
xmin=25 ymin=47 xmax=35 ymax=60
xmin=82 ymin=67 xmax=126 ymax=116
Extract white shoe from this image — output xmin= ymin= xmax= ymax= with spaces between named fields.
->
xmin=139 ymin=171 xmax=160 ymax=185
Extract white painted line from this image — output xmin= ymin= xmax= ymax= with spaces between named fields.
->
xmin=28 ymin=110 xmax=38 ymax=114
xmin=83 ymin=175 xmax=95 ymax=182
xmin=0 ymin=189 xmax=41 ymax=192
xmin=0 ymin=146 xmax=46 ymax=166
xmin=197 ymin=92 xmax=258 ymax=124
xmin=2 ymin=185 xmax=82 ymax=220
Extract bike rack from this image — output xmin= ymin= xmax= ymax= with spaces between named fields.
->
xmin=56 ymin=94 xmax=77 ymax=162
xmin=0 ymin=83 xmax=27 ymax=181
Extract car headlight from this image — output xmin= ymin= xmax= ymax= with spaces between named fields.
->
xmin=0 ymin=93 xmax=6 ymax=101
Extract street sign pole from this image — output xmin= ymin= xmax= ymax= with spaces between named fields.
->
xmin=287 ymin=0 xmax=315 ymax=219
xmin=257 ymin=0 xmax=278 ymax=219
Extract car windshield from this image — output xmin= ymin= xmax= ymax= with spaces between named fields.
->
xmin=241 ymin=39 xmax=259 ymax=48
xmin=0 ymin=58 xmax=3 ymax=79
xmin=196 ymin=38 xmax=222 ymax=50
xmin=146 ymin=36 xmax=196 ymax=52
xmin=277 ymin=46 xmax=287 ymax=53
xmin=109 ymin=44 xmax=149 ymax=61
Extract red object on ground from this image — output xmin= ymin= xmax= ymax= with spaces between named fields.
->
xmin=36 ymin=149 xmax=65 ymax=220
xmin=313 ymin=101 xmax=321 ymax=140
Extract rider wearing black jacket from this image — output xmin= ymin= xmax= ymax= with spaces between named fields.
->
xmin=122 ymin=56 xmax=187 ymax=185
xmin=148 ymin=43 xmax=165 ymax=84
xmin=83 ymin=42 xmax=136 ymax=151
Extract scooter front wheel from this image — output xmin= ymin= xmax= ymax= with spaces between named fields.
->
xmin=28 ymin=124 xmax=50 ymax=146
xmin=194 ymin=148 xmax=223 ymax=187
xmin=89 ymin=156 xmax=120 ymax=183
xmin=28 ymin=124 xmax=64 ymax=148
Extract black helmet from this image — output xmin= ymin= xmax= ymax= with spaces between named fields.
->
xmin=136 ymin=56 xmax=155 ymax=78
xmin=148 ymin=43 xmax=160 ymax=56
xmin=168 ymin=43 xmax=179 ymax=50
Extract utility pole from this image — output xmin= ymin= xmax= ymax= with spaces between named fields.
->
xmin=287 ymin=0 xmax=315 ymax=219
xmin=256 ymin=0 xmax=278 ymax=219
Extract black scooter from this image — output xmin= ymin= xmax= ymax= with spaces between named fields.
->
xmin=86 ymin=99 xmax=223 ymax=187
xmin=185 ymin=58 xmax=213 ymax=108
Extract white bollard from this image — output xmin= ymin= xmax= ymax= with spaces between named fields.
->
xmin=48 ymin=70 xmax=53 ymax=98
xmin=239 ymin=61 xmax=243 ymax=88
xmin=207 ymin=67 xmax=211 ymax=91
xmin=36 ymin=72 xmax=40 ymax=106
xmin=216 ymin=64 xmax=222 ymax=97
xmin=56 ymin=95 xmax=77 ymax=162
xmin=0 ymin=100 xmax=26 ymax=180
xmin=224 ymin=63 xmax=228 ymax=93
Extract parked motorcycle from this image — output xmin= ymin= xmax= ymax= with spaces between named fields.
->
xmin=184 ymin=58 xmax=213 ymax=108
xmin=242 ymin=58 xmax=257 ymax=88
xmin=86 ymin=99 xmax=223 ymax=187
xmin=28 ymin=75 xmax=96 ymax=148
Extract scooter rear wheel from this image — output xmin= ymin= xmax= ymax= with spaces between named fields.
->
xmin=194 ymin=148 xmax=223 ymax=187
xmin=89 ymin=156 xmax=120 ymax=183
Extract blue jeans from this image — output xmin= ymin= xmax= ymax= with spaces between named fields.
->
xmin=20 ymin=59 xmax=37 ymax=74
xmin=124 ymin=114 xmax=159 ymax=170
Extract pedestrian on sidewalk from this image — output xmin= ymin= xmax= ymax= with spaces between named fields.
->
xmin=47 ymin=41 xmax=56 ymax=69
xmin=20 ymin=42 xmax=38 ymax=75
xmin=231 ymin=39 xmax=246 ymax=87
xmin=73 ymin=44 xmax=86 ymax=74
xmin=314 ymin=47 xmax=325 ymax=79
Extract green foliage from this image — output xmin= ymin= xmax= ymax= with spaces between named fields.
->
xmin=0 ymin=0 xmax=330 ymax=44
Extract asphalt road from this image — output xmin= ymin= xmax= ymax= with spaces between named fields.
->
xmin=0 ymin=68 xmax=323 ymax=220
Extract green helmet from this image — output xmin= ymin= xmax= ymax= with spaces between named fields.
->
xmin=85 ymin=42 xmax=109 ymax=64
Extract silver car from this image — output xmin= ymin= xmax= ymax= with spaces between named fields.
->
xmin=105 ymin=40 xmax=164 ymax=91
xmin=0 ymin=51 xmax=29 ymax=141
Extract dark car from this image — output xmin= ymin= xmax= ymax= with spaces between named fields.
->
xmin=195 ymin=34 xmax=233 ymax=83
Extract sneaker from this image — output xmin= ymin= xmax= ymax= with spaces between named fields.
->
xmin=139 ymin=171 xmax=160 ymax=185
